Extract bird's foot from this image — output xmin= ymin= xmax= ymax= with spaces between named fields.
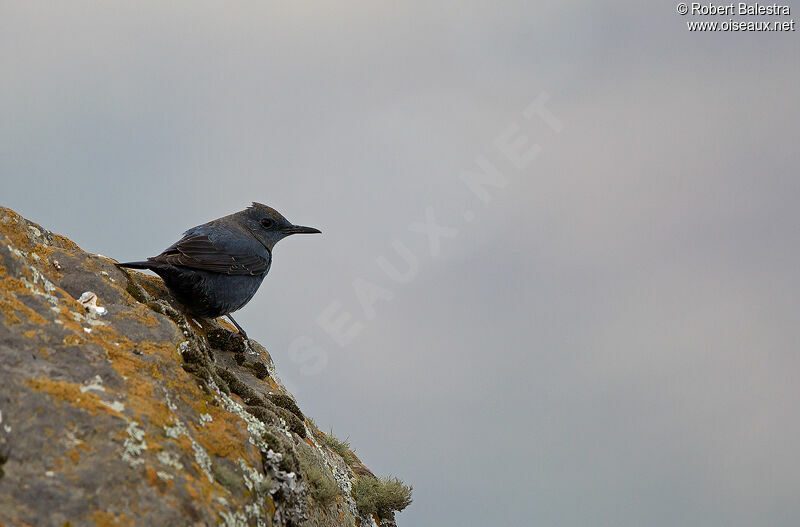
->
xmin=226 ymin=314 xmax=249 ymax=341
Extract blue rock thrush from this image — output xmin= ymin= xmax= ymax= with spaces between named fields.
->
xmin=118 ymin=203 xmax=320 ymax=339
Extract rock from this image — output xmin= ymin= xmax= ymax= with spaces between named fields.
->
xmin=0 ymin=207 xmax=407 ymax=526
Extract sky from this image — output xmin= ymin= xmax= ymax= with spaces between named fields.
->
xmin=2 ymin=2 xmax=799 ymax=526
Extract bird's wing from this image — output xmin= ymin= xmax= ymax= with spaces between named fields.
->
xmin=149 ymin=234 xmax=269 ymax=275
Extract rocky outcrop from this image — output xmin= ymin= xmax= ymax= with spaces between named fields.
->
xmin=0 ymin=207 xmax=410 ymax=527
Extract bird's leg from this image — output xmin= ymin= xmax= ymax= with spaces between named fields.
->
xmin=226 ymin=314 xmax=249 ymax=340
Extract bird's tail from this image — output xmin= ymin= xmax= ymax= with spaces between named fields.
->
xmin=116 ymin=261 xmax=155 ymax=270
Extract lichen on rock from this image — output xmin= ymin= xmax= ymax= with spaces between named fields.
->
xmin=0 ymin=206 xmax=411 ymax=526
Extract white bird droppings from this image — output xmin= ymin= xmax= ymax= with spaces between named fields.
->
xmin=78 ymin=291 xmax=108 ymax=316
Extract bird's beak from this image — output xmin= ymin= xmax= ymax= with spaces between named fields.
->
xmin=284 ymin=225 xmax=321 ymax=235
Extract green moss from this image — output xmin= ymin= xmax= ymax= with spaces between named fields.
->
xmin=319 ymin=429 xmax=356 ymax=465
xmin=244 ymin=403 xmax=306 ymax=439
xmin=352 ymin=476 xmax=413 ymax=520
xmin=179 ymin=341 xmax=227 ymax=394
xmin=248 ymin=360 xmax=269 ymax=379
xmin=221 ymin=366 xmax=307 ymax=439
xmin=216 ymin=368 xmax=265 ymax=406
xmin=267 ymin=393 xmax=304 ymax=421
xmin=122 ymin=272 xmax=151 ymax=304
xmin=206 ymin=326 xmax=247 ymax=353
xmin=246 ymin=404 xmax=279 ymax=426
xmin=180 ymin=344 xmax=206 ymax=364
xmin=277 ymin=407 xmax=307 ymax=438
xmin=181 ymin=362 xmax=207 ymax=377
xmin=145 ymin=298 xmax=185 ymax=326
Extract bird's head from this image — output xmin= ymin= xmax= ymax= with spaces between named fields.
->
xmin=239 ymin=202 xmax=321 ymax=250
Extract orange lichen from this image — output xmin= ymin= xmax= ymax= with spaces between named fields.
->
xmin=0 ymin=299 xmax=22 ymax=325
xmin=0 ymin=222 xmax=33 ymax=253
xmin=182 ymin=472 xmax=220 ymax=513
xmin=185 ymin=479 xmax=202 ymax=502
xmin=66 ymin=442 xmax=90 ymax=464
xmin=52 ymin=234 xmax=80 ymax=250
xmin=144 ymin=466 xmax=159 ymax=485
xmin=0 ymin=276 xmax=49 ymax=326
xmin=91 ymin=511 xmax=134 ymax=527
xmin=143 ymin=466 xmax=173 ymax=492
xmin=193 ymin=410 xmax=252 ymax=460
xmin=115 ymin=308 xmax=160 ymax=327
xmin=62 ymin=335 xmax=84 ymax=346
xmin=25 ymin=378 xmax=123 ymax=418
xmin=41 ymin=303 xmax=88 ymax=337
xmin=0 ymin=210 xmax=80 ymax=257
xmin=25 ymin=309 xmax=47 ymax=325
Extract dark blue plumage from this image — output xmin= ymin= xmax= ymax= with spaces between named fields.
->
xmin=118 ymin=203 xmax=320 ymax=338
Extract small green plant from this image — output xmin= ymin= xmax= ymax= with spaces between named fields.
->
xmin=352 ymin=476 xmax=413 ymax=519
xmin=303 ymin=462 xmax=342 ymax=506
xmin=319 ymin=429 xmax=357 ymax=466
xmin=297 ymin=442 xmax=343 ymax=506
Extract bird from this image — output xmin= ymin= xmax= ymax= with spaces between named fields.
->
xmin=117 ymin=202 xmax=320 ymax=339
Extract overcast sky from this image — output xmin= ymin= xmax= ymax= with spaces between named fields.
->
xmin=2 ymin=2 xmax=799 ymax=526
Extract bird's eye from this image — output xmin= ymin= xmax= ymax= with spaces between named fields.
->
xmin=260 ymin=218 xmax=274 ymax=229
